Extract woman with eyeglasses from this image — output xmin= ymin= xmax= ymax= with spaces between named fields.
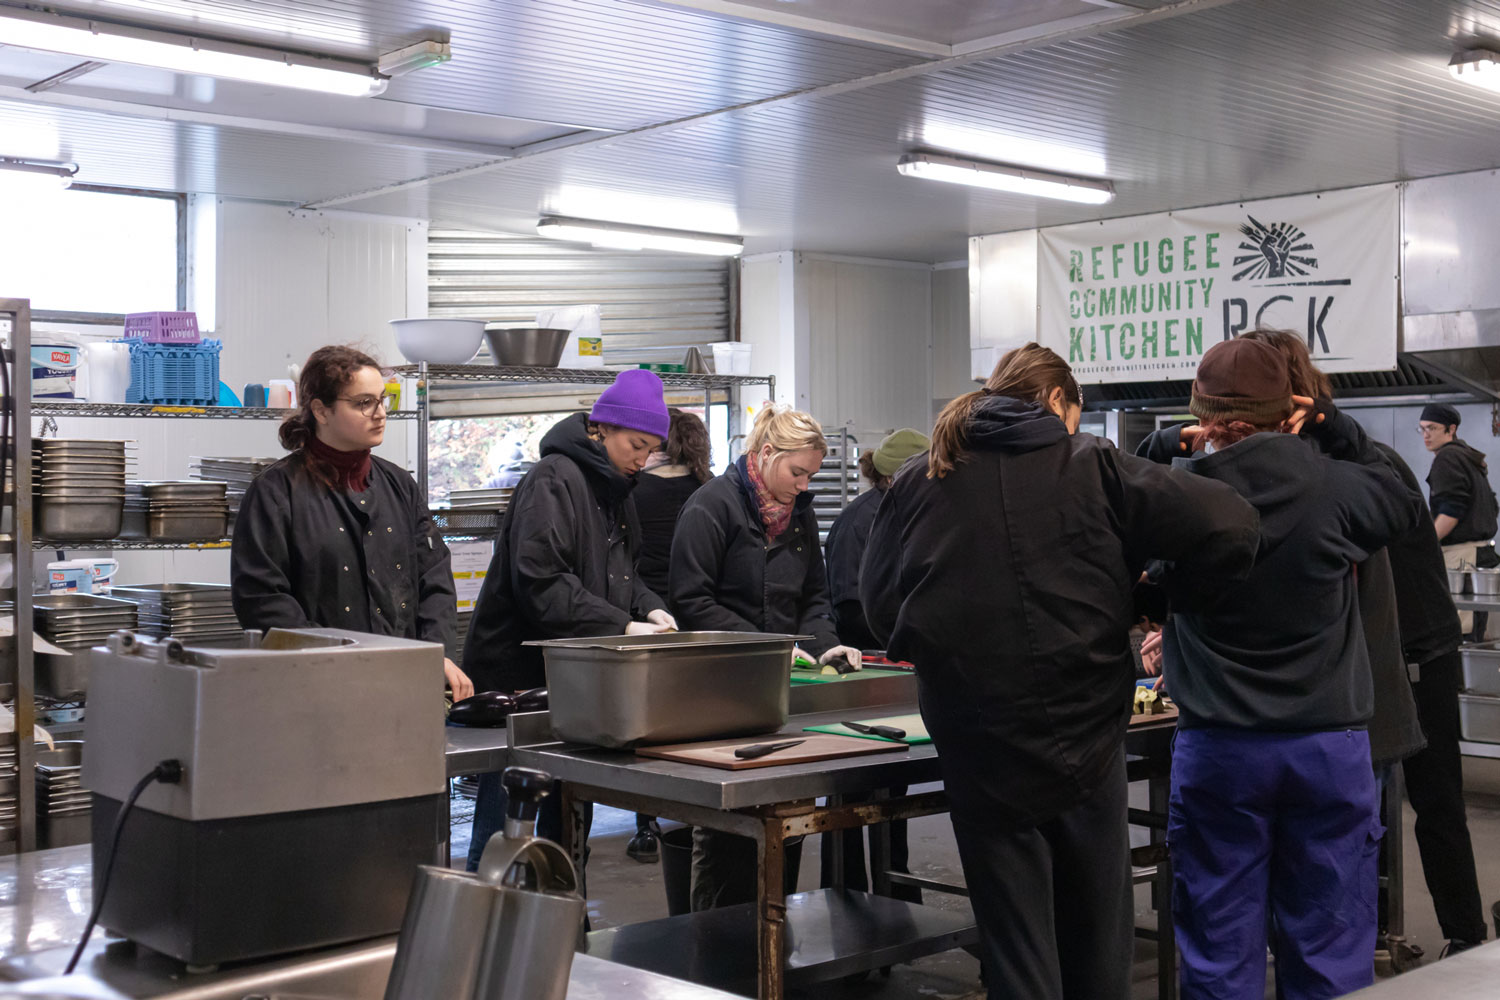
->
xmin=231 ymin=344 xmax=474 ymax=701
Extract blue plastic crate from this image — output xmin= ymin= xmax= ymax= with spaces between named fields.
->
xmin=126 ymin=338 xmax=222 ymax=406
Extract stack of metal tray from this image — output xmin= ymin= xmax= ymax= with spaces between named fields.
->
xmin=33 ymin=438 xmax=127 ymax=540
xmin=190 ymin=456 xmax=279 ymax=522
xmin=35 ymin=741 xmax=88 ymax=849
xmin=33 ymin=594 xmax=139 ymax=699
xmin=0 ymin=742 xmax=16 ymax=845
xmin=126 ymin=481 xmax=230 ymax=541
xmin=449 ymin=487 xmax=515 ymax=513
xmin=111 ymin=583 xmax=242 ymax=642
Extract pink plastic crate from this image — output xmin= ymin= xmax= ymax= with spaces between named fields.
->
xmin=124 ymin=311 xmax=200 ymax=344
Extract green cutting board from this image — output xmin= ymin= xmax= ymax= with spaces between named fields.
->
xmin=804 ymin=713 xmax=931 ymax=745
xmin=789 ymin=667 xmax=913 ymax=685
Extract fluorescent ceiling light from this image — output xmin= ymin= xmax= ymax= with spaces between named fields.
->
xmin=378 ymin=40 xmax=451 ymax=77
xmin=0 ymin=6 xmax=388 ymax=96
xmin=898 ymin=151 xmax=1115 ymax=205
xmin=0 ymin=156 xmax=76 ymax=189
xmin=1450 ymin=49 xmax=1500 ymax=92
xmin=537 ymin=216 xmax=744 ymax=256
xmin=920 ymin=122 xmax=1107 ymax=178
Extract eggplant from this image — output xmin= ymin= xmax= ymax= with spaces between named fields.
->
xmin=448 ymin=691 xmax=515 ymax=727
xmin=513 ymin=687 xmax=549 ymax=713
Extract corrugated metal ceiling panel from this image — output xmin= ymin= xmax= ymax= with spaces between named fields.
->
xmin=334 ymin=0 xmax=1500 ymax=259
xmin=38 ymin=0 xmax=926 ymax=130
xmin=427 ymin=230 xmax=730 ymax=362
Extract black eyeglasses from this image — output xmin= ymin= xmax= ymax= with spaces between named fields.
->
xmin=338 ymin=394 xmax=388 ymax=416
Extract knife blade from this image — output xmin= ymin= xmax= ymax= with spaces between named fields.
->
xmin=841 ymin=720 xmax=908 ymax=740
xmin=733 ymin=739 xmax=805 ymax=760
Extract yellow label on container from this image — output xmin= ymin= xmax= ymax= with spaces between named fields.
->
xmin=577 ymin=337 xmax=604 ymax=357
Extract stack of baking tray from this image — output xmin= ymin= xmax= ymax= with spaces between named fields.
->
xmin=33 ymin=594 xmax=139 ymax=699
xmin=111 ymin=583 xmax=242 ymax=642
xmin=35 ymin=741 xmax=88 ymax=849
xmin=33 ymin=438 xmax=127 ymax=540
xmin=0 ymin=742 xmax=17 ymax=844
xmin=449 ymin=487 xmax=515 ymax=513
xmin=122 ymin=481 xmax=230 ymax=540
xmin=190 ymin=456 xmax=279 ymax=522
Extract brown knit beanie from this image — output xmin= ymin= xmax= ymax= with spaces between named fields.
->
xmin=1189 ymin=338 xmax=1294 ymax=426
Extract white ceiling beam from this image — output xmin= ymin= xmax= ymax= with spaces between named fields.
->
xmin=305 ymin=0 xmax=1242 ymax=210
xmin=0 ymin=84 xmax=524 ymax=157
xmin=632 ymin=0 xmax=952 ymax=56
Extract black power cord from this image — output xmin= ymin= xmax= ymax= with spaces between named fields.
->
xmin=64 ymin=759 xmax=184 ymax=974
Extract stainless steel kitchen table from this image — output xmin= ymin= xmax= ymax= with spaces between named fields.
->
xmin=0 ymin=845 xmax=745 ymax=1000
xmin=505 ymin=682 xmax=962 ymax=1000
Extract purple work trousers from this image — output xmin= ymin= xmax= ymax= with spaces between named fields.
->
xmin=1169 ymin=727 xmax=1382 ymax=1000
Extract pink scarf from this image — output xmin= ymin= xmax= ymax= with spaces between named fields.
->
xmin=745 ymin=452 xmax=795 ymax=543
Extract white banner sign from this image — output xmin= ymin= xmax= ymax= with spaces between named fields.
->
xmin=1037 ymin=185 xmax=1399 ymax=384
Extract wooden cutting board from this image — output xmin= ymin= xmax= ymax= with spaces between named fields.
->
xmin=635 ymin=733 xmax=909 ymax=770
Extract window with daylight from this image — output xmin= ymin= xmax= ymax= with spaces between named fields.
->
xmin=0 ymin=184 xmax=181 ymax=316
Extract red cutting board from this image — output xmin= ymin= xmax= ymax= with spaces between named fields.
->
xmin=635 ymin=733 xmax=909 ymax=770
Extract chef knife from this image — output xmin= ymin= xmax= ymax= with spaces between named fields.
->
xmin=841 ymin=720 xmax=908 ymax=740
xmin=733 ymin=739 xmax=806 ymax=760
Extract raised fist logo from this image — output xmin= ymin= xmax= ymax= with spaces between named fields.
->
xmin=1233 ymin=216 xmax=1317 ymax=281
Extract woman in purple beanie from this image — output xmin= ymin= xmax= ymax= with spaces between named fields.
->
xmin=461 ymin=368 xmax=675 ymax=872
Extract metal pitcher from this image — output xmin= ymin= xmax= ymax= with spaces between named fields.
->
xmin=384 ymin=769 xmax=584 ymax=1000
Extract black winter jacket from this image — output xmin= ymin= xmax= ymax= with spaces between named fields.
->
xmin=231 ymin=452 xmax=457 ymax=658
xmin=1378 ymin=442 xmax=1463 ymax=666
xmin=860 ymin=399 xmax=1260 ymax=825
xmin=823 ymin=487 xmax=883 ymax=650
xmin=633 ymin=466 xmax=704 ymax=601
xmin=1428 ymin=439 xmax=1498 ymax=544
xmin=669 ymin=456 xmax=840 ymax=655
xmin=462 ymin=414 xmax=666 ymax=692
xmin=1140 ymin=422 xmax=1421 ymax=732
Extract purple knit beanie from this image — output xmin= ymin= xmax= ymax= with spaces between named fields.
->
xmin=590 ymin=369 xmax=670 ymax=439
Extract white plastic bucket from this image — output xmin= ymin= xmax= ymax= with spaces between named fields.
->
xmin=32 ymin=341 xmax=81 ymax=398
xmin=710 ymin=342 xmax=752 ymax=375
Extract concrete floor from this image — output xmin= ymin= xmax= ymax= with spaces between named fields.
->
xmin=451 ymin=757 xmax=1500 ymax=1000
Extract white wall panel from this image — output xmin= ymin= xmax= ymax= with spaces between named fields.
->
xmin=800 ymin=255 xmax=932 ymax=436
xmin=931 ymin=263 xmax=972 ymax=408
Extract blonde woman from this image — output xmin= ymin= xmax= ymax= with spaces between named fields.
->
xmin=670 ymin=404 xmax=861 ymax=909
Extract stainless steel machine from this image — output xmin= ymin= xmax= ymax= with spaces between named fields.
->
xmin=81 ymin=628 xmax=448 ymax=967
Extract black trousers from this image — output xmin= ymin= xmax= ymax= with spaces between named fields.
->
xmin=1402 ymin=649 xmax=1488 ymax=943
xmin=949 ymin=750 xmax=1132 ymax=1000
xmin=818 ymin=786 xmax=921 ymax=904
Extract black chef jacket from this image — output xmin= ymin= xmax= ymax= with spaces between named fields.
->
xmin=230 ymin=451 xmax=457 ymax=659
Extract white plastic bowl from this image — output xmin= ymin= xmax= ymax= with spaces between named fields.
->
xmin=389 ymin=318 xmax=485 ymax=365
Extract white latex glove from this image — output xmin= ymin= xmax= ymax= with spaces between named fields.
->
xmin=444 ymin=658 xmax=475 ymax=701
xmin=792 ymin=646 xmax=813 ymax=665
xmin=646 ymin=609 xmax=678 ymax=631
xmin=819 ymin=646 xmax=863 ymax=671
xmin=625 ymin=621 xmax=673 ymax=636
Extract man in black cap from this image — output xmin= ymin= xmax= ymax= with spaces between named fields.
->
xmin=1419 ymin=403 xmax=1499 ymax=638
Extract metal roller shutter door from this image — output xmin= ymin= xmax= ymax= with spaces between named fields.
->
xmin=427 ymin=229 xmax=731 ymax=365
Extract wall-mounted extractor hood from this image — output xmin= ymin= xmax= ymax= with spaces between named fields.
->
xmin=1401 ymin=310 xmax=1500 ymax=404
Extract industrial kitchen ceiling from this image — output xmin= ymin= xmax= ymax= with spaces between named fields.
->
xmin=5 ymin=0 xmax=1500 ymax=260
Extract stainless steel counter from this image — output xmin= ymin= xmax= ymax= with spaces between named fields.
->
xmin=0 ymin=846 xmax=742 ymax=1000
xmin=1346 ymin=940 xmax=1500 ymax=996
xmin=444 ymin=725 xmax=510 ymax=777
xmin=509 ymin=705 xmax=943 ymax=812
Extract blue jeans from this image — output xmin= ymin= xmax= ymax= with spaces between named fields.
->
xmin=1170 ymin=728 xmax=1381 ymax=1000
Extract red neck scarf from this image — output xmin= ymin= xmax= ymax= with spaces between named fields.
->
xmin=745 ymin=452 xmax=795 ymax=543
xmin=306 ymin=435 xmax=372 ymax=493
